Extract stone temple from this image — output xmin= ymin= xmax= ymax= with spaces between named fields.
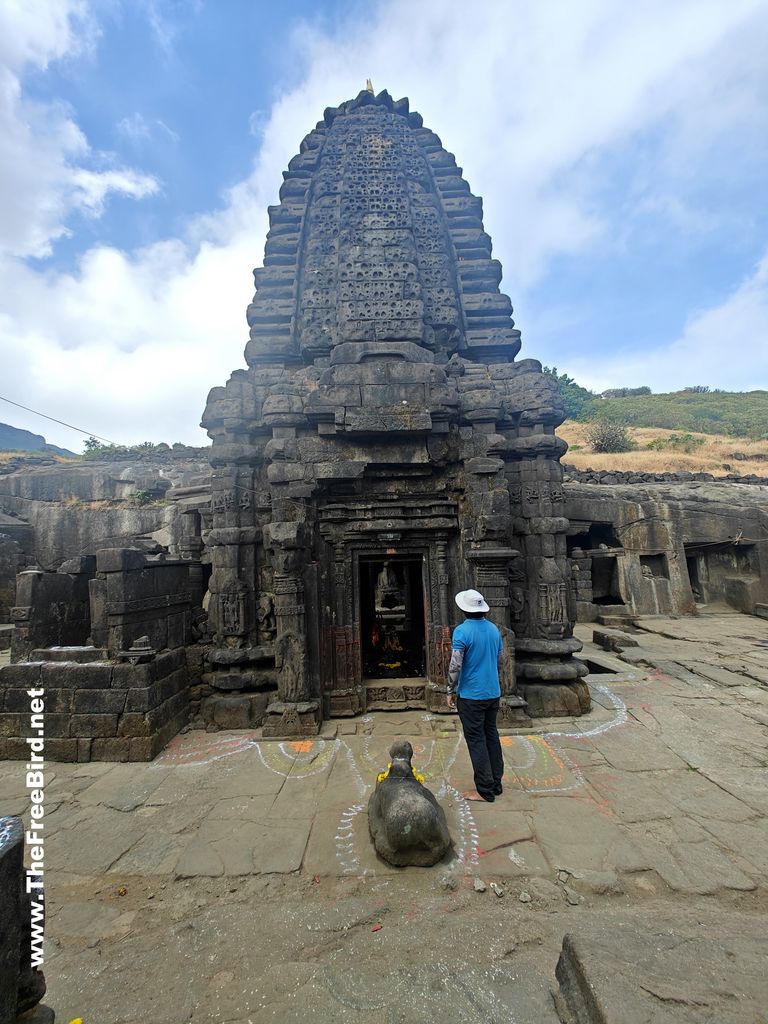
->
xmin=201 ymin=87 xmax=588 ymax=736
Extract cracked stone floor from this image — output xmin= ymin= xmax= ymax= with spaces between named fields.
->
xmin=1 ymin=609 xmax=767 ymax=1023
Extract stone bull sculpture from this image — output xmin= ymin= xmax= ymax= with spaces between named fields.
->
xmin=368 ymin=741 xmax=452 ymax=866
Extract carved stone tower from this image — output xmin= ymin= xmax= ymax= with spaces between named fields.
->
xmin=202 ymin=89 xmax=588 ymax=736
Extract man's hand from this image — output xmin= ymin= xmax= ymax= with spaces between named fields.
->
xmin=446 ymin=692 xmax=457 ymax=711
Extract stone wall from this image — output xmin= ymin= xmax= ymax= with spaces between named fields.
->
xmin=88 ymin=548 xmax=192 ymax=655
xmin=0 ymin=648 xmax=189 ymax=762
xmin=565 ymin=480 xmax=768 ymax=619
xmin=563 ymin=465 xmax=768 ymax=486
xmin=11 ymin=566 xmax=93 ymax=662
xmin=0 ymin=448 xmax=211 ymax=570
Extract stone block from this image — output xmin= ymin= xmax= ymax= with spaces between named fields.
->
xmin=592 ymin=628 xmax=639 ymax=653
xmin=210 ymin=695 xmax=251 ymax=729
xmin=158 ymin=668 xmax=188 ymax=703
xmin=31 ymin=646 xmax=107 ymax=663
xmin=117 ymin=713 xmax=151 ymax=738
xmin=0 ymin=737 xmax=32 ymax=759
xmin=0 ymin=663 xmax=42 ymax=689
xmin=45 ymin=738 xmax=79 ymax=762
xmin=40 ymin=714 xmax=71 ymax=738
xmin=69 ymin=714 xmax=119 ymax=738
xmin=111 ymin=662 xmax=152 ymax=688
xmin=90 ymin=737 xmax=131 ymax=762
xmin=129 ymin=737 xmax=155 ymax=761
xmin=73 ymin=689 xmax=128 ymax=714
xmin=125 ymin=684 xmax=160 ymax=713
xmin=41 ymin=662 xmax=113 ymax=690
xmin=95 ymin=548 xmax=147 ymax=572
xmin=0 ymin=714 xmax=25 ymax=738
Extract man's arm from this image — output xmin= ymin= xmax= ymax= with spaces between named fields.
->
xmin=446 ymin=648 xmax=464 ymax=710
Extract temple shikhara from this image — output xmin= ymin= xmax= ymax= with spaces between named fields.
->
xmin=201 ymin=88 xmax=589 ymax=736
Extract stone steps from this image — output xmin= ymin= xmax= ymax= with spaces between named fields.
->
xmin=595 ymin=608 xmax=635 ymax=628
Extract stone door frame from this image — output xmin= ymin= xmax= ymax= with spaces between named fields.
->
xmin=320 ymin=529 xmax=454 ymax=717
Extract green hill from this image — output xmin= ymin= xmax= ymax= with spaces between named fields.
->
xmin=580 ymin=390 xmax=768 ymax=439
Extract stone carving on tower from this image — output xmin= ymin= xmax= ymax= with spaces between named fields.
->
xmin=202 ymin=88 xmax=588 ymax=736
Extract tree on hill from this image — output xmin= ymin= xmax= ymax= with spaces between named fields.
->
xmin=542 ymin=366 xmax=596 ymax=420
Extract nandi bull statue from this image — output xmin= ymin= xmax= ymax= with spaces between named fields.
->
xmin=368 ymin=740 xmax=452 ymax=866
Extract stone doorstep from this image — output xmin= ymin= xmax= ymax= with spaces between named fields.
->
xmin=364 ymin=677 xmax=426 ymax=711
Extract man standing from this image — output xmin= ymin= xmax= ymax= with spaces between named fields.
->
xmin=446 ymin=589 xmax=504 ymax=802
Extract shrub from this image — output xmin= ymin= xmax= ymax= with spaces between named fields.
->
xmin=646 ymin=433 xmax=706 ymax=453
xmin=587 ymin=420 xmax=635 ymax=453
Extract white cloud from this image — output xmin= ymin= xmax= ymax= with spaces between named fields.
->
xmin=569 ymin=250 xmax=768 ymax=393
xmin=117 ymin=112 xmax=180 ymax=145
xmin=70 ymin=167 xmax=159 ymax=215
xmin=0 ymin=0 xmax=92 ymax=72
xmin=116 ymin=112 xmax=152 ymax=141
xmin=1 ymin=0 xmax=767 ymax=449
xmin=0 ymin=2 xmax=159 ymax=258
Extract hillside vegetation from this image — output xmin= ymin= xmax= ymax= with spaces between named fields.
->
xmin=560 ymin=421 xmax=768 ymax=477
xmin=582 ymin=390 xmax=768 ymax=439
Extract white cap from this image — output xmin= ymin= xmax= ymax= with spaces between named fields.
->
xmin=455 ymin=589 xmax=490 ymax=614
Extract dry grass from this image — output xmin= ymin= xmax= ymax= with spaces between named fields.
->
xmin=0 ymin=451 xmax=77 ymax=465
xmin=559 ymin=422 xmax=768 ymax=477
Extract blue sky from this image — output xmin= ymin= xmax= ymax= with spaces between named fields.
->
xmin=1 ymin=0 xmax=767 ymax=450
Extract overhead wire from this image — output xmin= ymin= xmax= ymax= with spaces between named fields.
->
xmin=0 ymin=394 xmax=121 ymax=446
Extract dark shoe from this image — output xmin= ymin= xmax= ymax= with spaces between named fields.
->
xmin=493 ymin=782 xmax=503 ymax=796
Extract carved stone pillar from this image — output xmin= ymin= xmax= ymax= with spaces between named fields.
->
xmin=261 ymin=521 xmax=320 ymax=736
xmin=425 ymin=538 xmax=454 ymax=713
xmin=327 ymin=542 xmax=364 ymax=718
xmin=507 ymin=453 xmax=590 ymax=717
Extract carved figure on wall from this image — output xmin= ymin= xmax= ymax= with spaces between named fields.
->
xmin=220 ymin=591 xmax=245 ymax=636
xmin=256 ymin=592 xmax=276 ymax=642
xmin=536 ymin=559 xmax=568 ymax=639
xmin=275 ymin=630 xmax=308 ymax=702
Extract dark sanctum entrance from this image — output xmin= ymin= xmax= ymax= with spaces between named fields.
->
xmin=360 ymin=556 xmax=426 ymax=694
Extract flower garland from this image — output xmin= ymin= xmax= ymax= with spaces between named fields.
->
xmin=376 ymin=762 xmax=425 ymax=785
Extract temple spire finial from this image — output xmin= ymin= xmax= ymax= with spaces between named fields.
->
xmin=365 ymin=78 xmax=374 ymax=94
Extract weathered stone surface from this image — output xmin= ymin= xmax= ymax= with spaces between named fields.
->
xmin=555 ymin=921 xmax=768 ymax=1024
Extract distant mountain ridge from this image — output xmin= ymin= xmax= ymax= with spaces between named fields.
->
xmin=0 ymin=422 xmax=76 ymax=457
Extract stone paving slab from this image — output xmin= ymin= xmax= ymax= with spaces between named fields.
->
xmin=1 ymin=610 xmax=768 ymax=1021
xmin=555 ymin=912 xmax=768 ymax=1024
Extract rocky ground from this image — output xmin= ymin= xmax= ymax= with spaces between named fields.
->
xmin=1 ymin=609 xmax=767 ymax=1023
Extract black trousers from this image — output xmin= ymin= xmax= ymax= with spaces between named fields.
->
xmin=457 ymin=697 xmax=503 ymax=798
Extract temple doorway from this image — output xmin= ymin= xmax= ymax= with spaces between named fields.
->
xmin=359 ymin=556 xmax=426 ymax=681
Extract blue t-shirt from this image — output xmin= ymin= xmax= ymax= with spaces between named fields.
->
xmin=452 ymin=618 xmax=502 ymax=699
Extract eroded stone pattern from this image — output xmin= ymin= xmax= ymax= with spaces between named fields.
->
xmin=202 ymin=89 xmax=586 ymax=734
